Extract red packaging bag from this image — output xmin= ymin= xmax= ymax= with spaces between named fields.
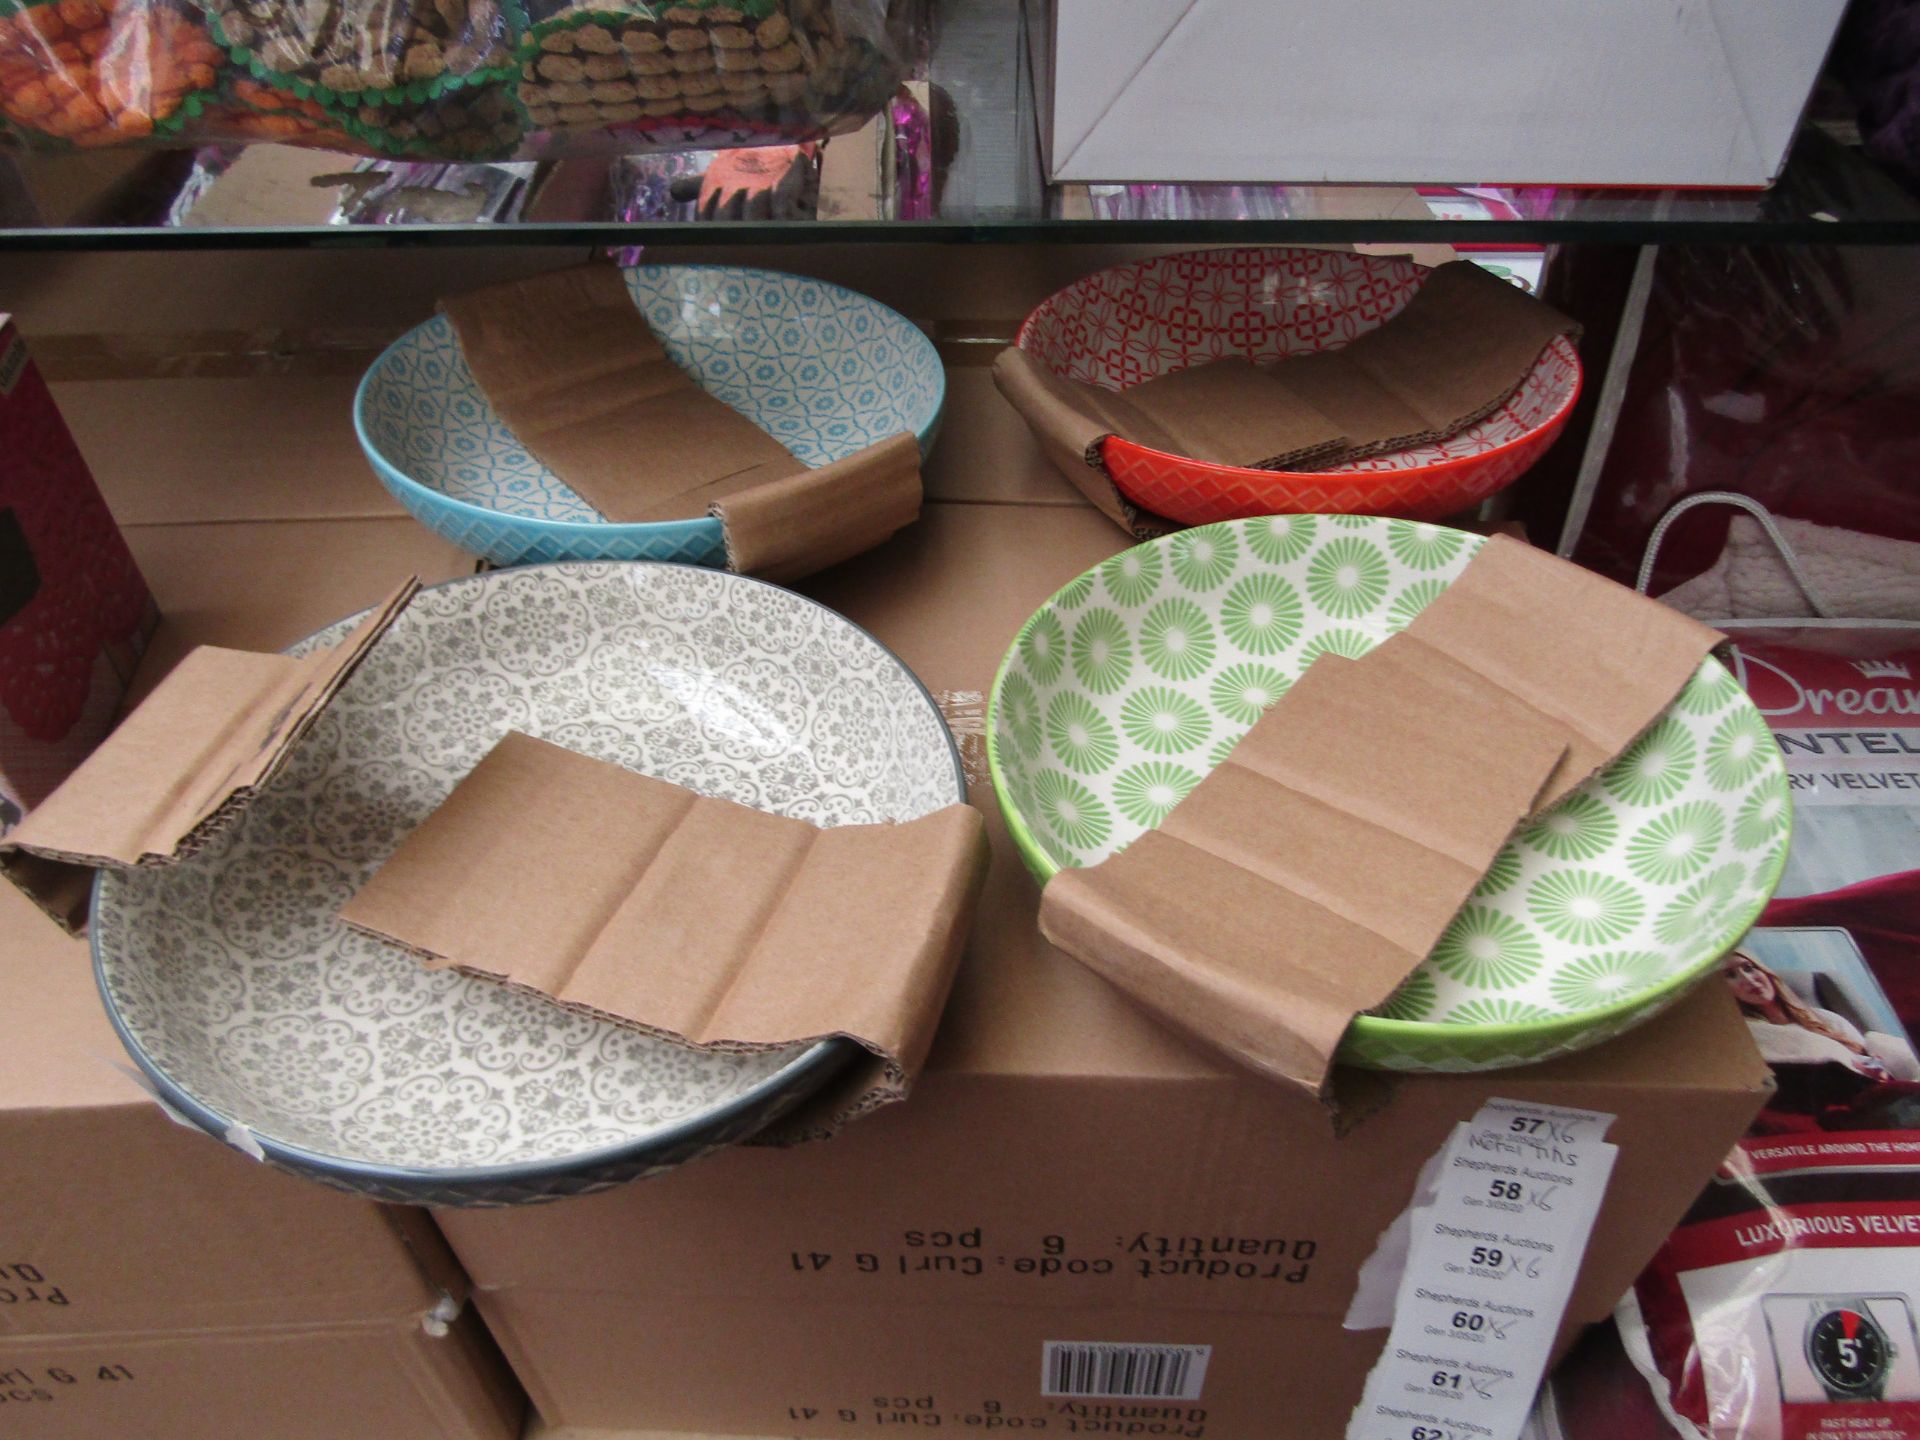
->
xmin=0 ymin=313 xmax=157 ymax=828
xmin=1595 ymin=629 xmax=1920 ymax=1440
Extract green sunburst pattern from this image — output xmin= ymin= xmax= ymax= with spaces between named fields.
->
xmin=1706 ymin=709 xmax=1775 ymax=791
xmin=1220 ymin=573 xmax=1303 ymax=655
xmin=1625 ymin=801 xmax=1724 ymax=884
xmin=1306 ymin=536 xmax=1391 ymax=618
xmin=1549 ymin=951 xmax=1666 ymax=1012
xmin=1388 ymin=523 xmax=1468 ymax=570
xmin=1100 ymin=545 xmax=1164 ymax=608
xmin=1473 ymin=847 xmax=1522 ymax=898
xmin=1388 ymin=579 xmax=1447 ymax=631
xmin=1527 ymin=869 xmax=1645 ymax=946
xmin=1431 ymin=906 xmax=1545 ymax=990
xmin=1113 ymin=761 xmax=1200 ymax=828
xmin=1521 ymin=792 xmax=1618 ymax=861
xmin=1031 ymin=769 xmax=1112 ymax=855
xmin=1674 ymin=663 xmax=1736 ymax=715
xmin=1245 ymin=513 xmax=1317 ymax=563
xmin=1298 ymin=628 xmax=1377 ymax=667
xmin=1057 ymin=571 xmax=1095 ymax=608
xmin=1020 ymin=610 xmax=1065 ymax=686
xmin=996 ymin=671 xmax=1043 ymax=761
xmin=1445 ymin=997 xmax=1554 ymax=1026
xmin=1140 ymin=597 xmax=1216 ymax=681
xmin=1372 ymin=970 xmax=1439 ymax=1021
xmin=1168 ymin=525 xmax=1240 ymax=591
xmin=1210 ymin=663 xmax=1289 ymax=726
xmin=1654 ymin=862 xmax=1744 ymax=945
xmin=1120 ymin=686 xmax=1211 ymax=754
xmin=1735 ymin=785 xmax=1791 ymax=852
xmin=1070 ymin=609 xmax=1133 ymax=695
xmin=1602 ymin=717 xmax=1695 ymax=807
xmin=1046 ymin=691 xmax=1119 ymax=775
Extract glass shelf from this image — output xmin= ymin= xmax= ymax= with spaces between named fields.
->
xmin=5 ymin=0 xmax=1920 ymax=249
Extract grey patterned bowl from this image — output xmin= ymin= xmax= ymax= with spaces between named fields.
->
xmin=91 ymin=563 xmax=965 ymax=1205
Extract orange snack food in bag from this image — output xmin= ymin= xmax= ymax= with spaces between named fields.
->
xmin=0 ymin=0 xmax=221 ymax=146
xmin=206 ymin=76 xmax=358 ymax=148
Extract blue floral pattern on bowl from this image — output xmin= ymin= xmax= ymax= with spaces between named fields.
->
xmin=354 ymin=265 xmax=945 ymax=568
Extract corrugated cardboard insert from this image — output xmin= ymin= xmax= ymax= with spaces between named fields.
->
xmin=0 ymin=578 xmax=418 ymax=931
xmin=341 ymin=731 xmax=991 ymax=1141
xmin=441 ymin=265 xmax=923 ymax=583
xmin=1040 ymin=640 xmax=1567 ymax=1098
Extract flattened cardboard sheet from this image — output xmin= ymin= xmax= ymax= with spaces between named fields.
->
xmin=714 ymin=431 xmax=922 ymax=584
xmin=440 ymin=265 xmax=923 ymax=582
xmin=340 ymin=732 xmax=991 ymax=1140
xmin=1036 ymin=538 xmax=1722 ymax=1098
xmin=1039 ymin=646 xmax=1567 ymax=1099
xmin=991 ymin=346 xmax=1168 ymax=538
xmin=994 ymin=262 xmax=1576 ymax=537
xmin=1253 ymin=259 xmax=1577 ymax=462
xmin=0 ymin=579 xmax=419 ymax=931
xmin=1407 ymin=535 xmax=1724 ymax=807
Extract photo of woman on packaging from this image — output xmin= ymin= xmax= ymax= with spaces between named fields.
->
xmin=1724 ymin=926 xmax=1920 ymax=1132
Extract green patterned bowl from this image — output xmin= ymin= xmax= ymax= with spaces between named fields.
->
xmin=986 ymin=515 xmax=1793 ymax=1072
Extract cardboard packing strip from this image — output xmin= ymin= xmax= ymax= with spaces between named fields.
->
xmin=440 ymin=265 xmax=923 ymax=583
xmin=341 ymin=731 xmax=991 ymax=1140
xmin=1039 ymin=536 xmax=1724 ymax=1099
xmin=993 ymin=260 xmax=1579 ymax=537
xmin=0 ymin=578 xmax=419 ymax=932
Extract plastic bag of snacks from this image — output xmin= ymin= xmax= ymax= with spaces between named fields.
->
xmin=0 ymin=0 xmax=913 ymax=158
xmin=200 ymin=0 xmax=517 ymax=107
xmin=516 ymin=0 xmax=899 ymax=152
xmin=342 ymin=78 xmax=522 ymax=155
xmin=197 ymin=73 xmax=354 ymax=146
xmin=0 ymin=0 xmax=223 ymax=146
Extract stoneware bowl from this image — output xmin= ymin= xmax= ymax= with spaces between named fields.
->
xmin=355 ymin=265 xmax=946 ymax=567
xmin=986 ymin=515 xmax=1792 ymax=1072
xmin=92 ymin=562 xmax=965 ymax=1204
xmin=1014 ymin=248 xmax=1582 ymax=527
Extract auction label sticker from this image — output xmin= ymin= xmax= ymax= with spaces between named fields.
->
xmin=1345 ymin=1099 xmax=1618 ymax=1440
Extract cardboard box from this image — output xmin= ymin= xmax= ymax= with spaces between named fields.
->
xmin=0 ymin=319 xmax=516 ymax=1437
xmin=434 ymin=499 xmax=1774 ymax=1440
xmin=0 ymin=887 xmax=524 ymax=1440
xmin=0 ymin=314 xmax=158 ymax=828
xmin=1031 ymin=0 xmax=1846 ymax=186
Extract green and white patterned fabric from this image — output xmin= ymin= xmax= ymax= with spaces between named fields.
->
xmin=986 ymin=516 xmax=1793 ymax=1073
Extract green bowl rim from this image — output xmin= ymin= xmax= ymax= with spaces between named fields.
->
xmin=982 ymin=516 xmax=1795 ymax=1062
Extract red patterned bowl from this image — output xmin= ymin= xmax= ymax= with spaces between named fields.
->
xmin=1014 ymin=248 xmax=1583 ymax=526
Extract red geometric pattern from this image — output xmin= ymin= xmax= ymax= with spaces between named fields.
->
xmin=1015 ymin=248 xmax=1584 ymax=527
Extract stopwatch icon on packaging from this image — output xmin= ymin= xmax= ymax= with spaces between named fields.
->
xmin=1764 ymin=1294 xmax=1918 ymax=1407
xmin=1808 ymin=1301 xmax=1895 ymax=1402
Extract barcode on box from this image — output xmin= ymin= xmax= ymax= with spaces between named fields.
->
xmin=1041 ymin=1342 xmax=1210 ymax=1400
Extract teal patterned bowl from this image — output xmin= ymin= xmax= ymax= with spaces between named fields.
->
xmin=354 ymin=265 xmax=945 ymax=568
xmin=986 ymin=515 xmax=1793 ymax=1072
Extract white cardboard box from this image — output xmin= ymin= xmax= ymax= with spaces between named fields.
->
xmin=1034 ymin=0 xmax=1847 ymax=187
